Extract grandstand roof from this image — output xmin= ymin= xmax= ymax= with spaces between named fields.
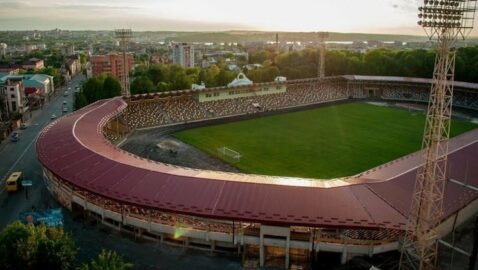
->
xmin=343 ymin=75 xmax=478 ymax=90
xmin=37 ymin=90 xmax=478 ymax=231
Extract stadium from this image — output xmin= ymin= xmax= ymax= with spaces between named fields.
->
xmin=37 ymin=75 xmax=478 ymax=268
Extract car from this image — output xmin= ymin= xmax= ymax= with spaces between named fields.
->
xmin=64 ymin=91 xmax=69 ymax=97
xmin=20 ymin=123 xmax=27 ymax=130
xmin=51 ymin=114 xmax=56 ymax=120
xmin=10 ymin=132 xmax=19 ymax=142
xmin=62 ymin=107 xmax=68 ymax=113
xmin=63 ymin=100 xmax=67 ymax=105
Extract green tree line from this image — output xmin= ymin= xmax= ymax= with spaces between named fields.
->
xmin=0 ymin=221 xmax=132 ymax=270
xmin=130 ymin=64 xmax=238 ymax=95
xmin=248 ymin=46 xmax=478 ymax=83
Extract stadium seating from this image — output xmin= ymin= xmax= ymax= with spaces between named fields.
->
xmin=125 ymin=81 xmax=349 ymax=129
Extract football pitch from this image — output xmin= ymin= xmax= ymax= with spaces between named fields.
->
xmin=174 ymin=102 xmax=477 ymax=179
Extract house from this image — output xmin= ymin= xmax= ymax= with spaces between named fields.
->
xmin=22 ymin=58 xmax=45 ymax=70
xmin=0 ymin=78 xmax=27 ymax=118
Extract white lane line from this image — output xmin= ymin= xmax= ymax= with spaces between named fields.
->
xmin=0 ymin=136 xmax=38 ymax=194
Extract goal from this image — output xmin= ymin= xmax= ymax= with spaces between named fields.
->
xmin=217 ymin=146 xmax=241 ymax=163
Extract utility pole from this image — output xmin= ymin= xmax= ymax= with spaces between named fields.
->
xmin=399 ymin=1 xmax=477 ymax=269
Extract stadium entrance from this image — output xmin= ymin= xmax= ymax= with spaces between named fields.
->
xmin=366 ymin=87 xmax=381 ymax=98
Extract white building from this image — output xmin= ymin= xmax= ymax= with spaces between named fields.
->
xmin=0 ymin=79 xmax=26 ymax=116
xmin=172 ymin=43 xmax=195 ymax=68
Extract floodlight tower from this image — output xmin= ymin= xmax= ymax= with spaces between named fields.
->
xmin=399 ymin=1 xmax=476 ymax=270
xmin=115 ymin=29 xmax=133 ymax=97
xmin=318 ymin=32 xmax=329 ymax=78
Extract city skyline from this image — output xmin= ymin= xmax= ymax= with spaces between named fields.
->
xmin=1 ymin=0 xmax=476 ymax=36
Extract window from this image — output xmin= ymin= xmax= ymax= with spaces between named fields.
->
xmin=11 ymin=101 xmax=16 ymax=111
xmin=11 ymin=94 xmax=15 ymax=98
xmin=205 ymin=93 xmax=212 ymax=98
xmin=213 ymin=92 xmax=220 ymax=97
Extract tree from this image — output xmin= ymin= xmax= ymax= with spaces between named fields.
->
xmin=216 ymin=69 xmax=236 ymax=87
xmin=146 ymin=64 xmax=165 ymax=85
xmin=157 ymin=82 xmax=171 ymax=92
xmin=80 ymin=250 xmax=133 ymax=270
xmin=102 ymin=76 xmax=122 ymax=99
xmin=130 ymin=76 xmax=154 ymax=94
xmin=0 ymin=221 xmax=76 ymax=270
xmin=34 ymin=226 xmax=76 ymax=270
xmin=0 ymin=221 xmax=34 ymax=270
xmin=82 ymin=77 xmax=103 ymax=102
xmin=206 ymin=65 xmax=220 ymax=86
xmin=171 ymin=72 xmax=192 ymax=90
xmin=74 ymin=92 xmax=88 ymax=110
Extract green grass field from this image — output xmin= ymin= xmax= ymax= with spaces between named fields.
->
xmin=174 ymin=103 xmax=477 ymax=179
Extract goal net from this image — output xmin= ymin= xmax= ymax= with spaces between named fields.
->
xmin=217 ymin=146 xmax=241 ymax=163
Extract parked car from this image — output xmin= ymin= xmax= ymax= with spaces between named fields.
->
xmin=11 ymin=132 xmax=19 ymax=142
xmin=64 ymin=91 xmax=69 ymax=97
xmin=20 ymin=123 xmax=27 ymax=130
xmin=51 ymin=114 xmax=56 ymax=120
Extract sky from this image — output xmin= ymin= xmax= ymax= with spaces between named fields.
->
xmin=0 ymin=0 xmax=475 ymax=35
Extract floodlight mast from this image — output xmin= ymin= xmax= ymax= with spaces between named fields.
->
xmin=318 ymin=32 xmax=329 ymax=78
xmin=115 ymin=29 xmax=132 ymax=98
xmin=399 ymin=1 xmax=476 ymax=270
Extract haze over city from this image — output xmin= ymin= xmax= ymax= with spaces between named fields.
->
xmin=3 ymin=0 xmax=476 ymax=35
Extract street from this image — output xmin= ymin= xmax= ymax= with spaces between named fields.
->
xmin=0 ymin=74 xmax=82 ymax=229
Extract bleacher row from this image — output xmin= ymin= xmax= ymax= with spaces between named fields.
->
xmin=381 ymin=86 xmax=478 ymax=109
xmin=125 ymin=81 xmax=349 ymax=129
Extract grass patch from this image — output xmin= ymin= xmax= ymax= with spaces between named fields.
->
xmin=174 ymin=102 xmax=477 ymax=179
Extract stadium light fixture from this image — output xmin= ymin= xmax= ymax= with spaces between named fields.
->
xmin=417 ymin=0 xmax=477 ymax=39
xmin=115 ymin=29 xmax=133 ymax=98
xmin=400 ymin=0 xmax=476 ymax=270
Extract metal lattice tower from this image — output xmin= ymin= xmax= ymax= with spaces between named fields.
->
xmin=399 ymin=1 xmax=476 ymax=269
xmin=115 ymin=29 xmax=133 ymax=98
xmin=318 ymin=32 xmax=329 ymax=78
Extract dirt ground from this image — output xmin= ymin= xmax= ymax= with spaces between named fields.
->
xmin=121 ymin=126 xmax=241 ymax=173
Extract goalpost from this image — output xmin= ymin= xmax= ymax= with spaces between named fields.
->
xmin=217 ymin=146 xmax=241 ymax=163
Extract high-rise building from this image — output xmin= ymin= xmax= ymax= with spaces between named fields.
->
xmin=90 ymin=53 xmax=134 ymax=82
xmin=172 ymin=43 xmax=195 ymax=68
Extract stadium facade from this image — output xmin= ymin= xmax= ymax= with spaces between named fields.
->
xmin=37 ymin=76 xmax=478 ymax=268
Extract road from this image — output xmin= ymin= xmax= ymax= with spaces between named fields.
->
xmin=0 ymin=75 xmax=82 ymax=229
